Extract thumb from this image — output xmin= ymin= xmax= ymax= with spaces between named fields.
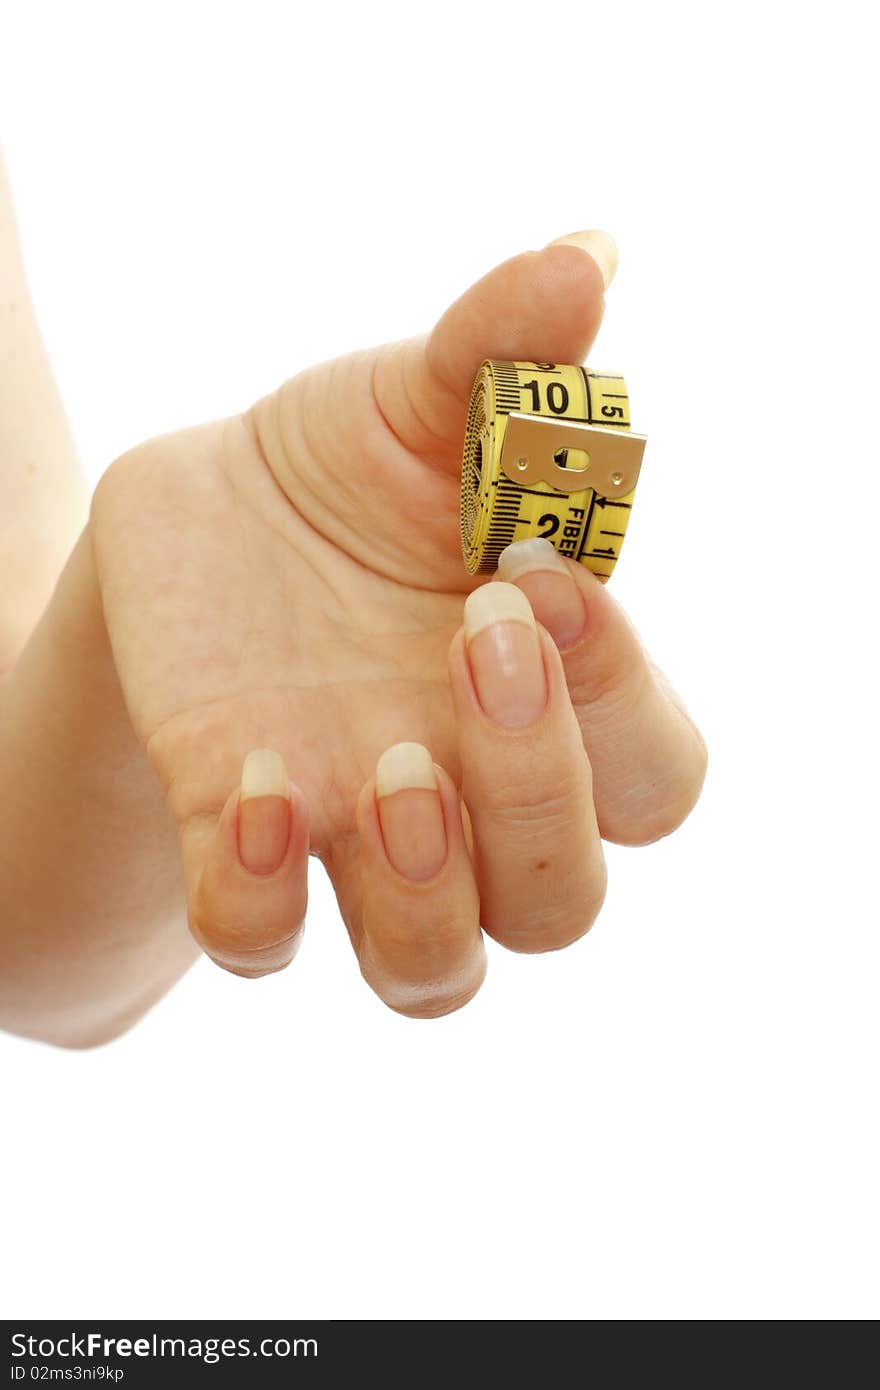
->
xmin=372 ymin=229 xmax=617 ymax=467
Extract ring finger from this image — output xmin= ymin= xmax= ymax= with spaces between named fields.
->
xmin=351 ymin=743 xmax=486 ymax=1017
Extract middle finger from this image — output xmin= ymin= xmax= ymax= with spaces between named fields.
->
xmin=448 ymin=582 xmax=606 ymax=953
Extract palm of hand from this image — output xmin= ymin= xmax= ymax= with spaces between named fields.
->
xmin=92 ymin=334 xmax=479 ymax=887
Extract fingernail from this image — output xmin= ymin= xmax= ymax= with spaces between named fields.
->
xmin=376 ymin=742 xmax=447 ymax=882
xmin=498 ymin=538 xmax=587 ymax=650
xmin=463 ymin=582 xmax=547 ymax=728
xmin=545 ymin=229 xmax=618 ymax=289
xmin=238 ymin=748 xmax=291 ymax=875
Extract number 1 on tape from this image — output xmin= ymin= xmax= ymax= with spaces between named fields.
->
xmin=459 ymin=360 xmax=647 ymax=579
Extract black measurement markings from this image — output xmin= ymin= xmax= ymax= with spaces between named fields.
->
xmin=594 ymin=496 xmax=631 ymax=510
xmin=494 ymin=482 xmax=588 ymax=499
xmin=576 ymin=491 xmax=598 ymax=561
xmin=482 ymin=475 xmax=527 ymax=565
xmin=599 ymin=529 xmax=626 ymax=537
xmin=581 ymin=366 xmax=594 ymax=423
xmin=492 ymin=362 xmax=524 ymax=414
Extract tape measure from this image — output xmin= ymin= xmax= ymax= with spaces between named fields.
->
xmin=460 ymin=360 xmax=647 ymax=579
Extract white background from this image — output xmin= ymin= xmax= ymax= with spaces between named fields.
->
xmin=1 ymin=0 xmax=877 ymax=1320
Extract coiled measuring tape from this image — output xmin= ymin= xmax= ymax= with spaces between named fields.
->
xmin=460 ymin=360 xmax=647 ymax=579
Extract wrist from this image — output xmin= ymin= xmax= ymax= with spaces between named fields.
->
xmin=0 ymin=521 xmax=192 ymax=1047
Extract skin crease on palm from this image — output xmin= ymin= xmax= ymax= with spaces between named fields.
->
xmin=88 ymin=233 xmax=707 ymax=1012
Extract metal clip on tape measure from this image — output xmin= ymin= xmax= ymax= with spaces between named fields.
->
xmin=460 ymin=360 xmax=646 ymax=579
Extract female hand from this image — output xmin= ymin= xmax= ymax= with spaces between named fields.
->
xmin=90 ymin=230 xmax=706 ymax=1015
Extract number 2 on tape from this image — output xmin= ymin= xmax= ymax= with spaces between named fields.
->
xmin=459 ymin=360 xmax=647 ymax=580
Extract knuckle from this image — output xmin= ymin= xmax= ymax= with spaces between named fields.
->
xmin=359 ymin=934 xmax=486 ymax=1019
xmin=208 ymin=948 xmax=297 ymax=980
xmin=489 ymin=861 xmax=607 ymax=954
xmin=384 ymin=974 xmax=485 ymax=1019
xmin=493 ymin=906 xmax=597 ymax=954
xmin=90 ymin=451 xmax=133 ymax=511
xmin=612 ymin=785 xmax=705 ymax=846
xmin=480 ymin=765 xmax=589 ymax=831
xmin=568 ymin=655 xmax=649 ymax=723
xmin=90 ymin=444 xmax=160 ymax=524
xmin=190 ymin=899 xmax=304 ymax=973
xmin=602 ymin=740 xmax=709 ymax=846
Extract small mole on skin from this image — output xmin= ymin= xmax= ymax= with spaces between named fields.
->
xmin=535 ymin=860 xmax=548 ymax=871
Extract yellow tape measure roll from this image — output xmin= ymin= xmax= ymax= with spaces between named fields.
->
xmin=460 ymin=360 xmax=647 ymax=580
